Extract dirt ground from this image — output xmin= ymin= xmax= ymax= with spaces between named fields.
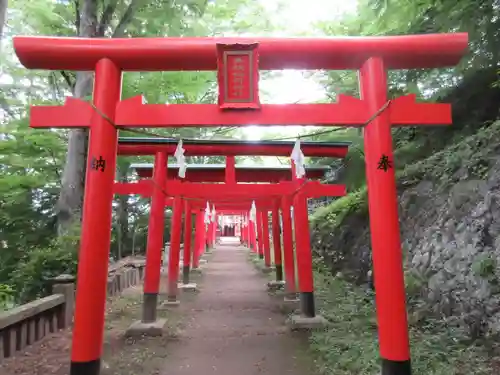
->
xmin=0 ymin=239 xmax=315 ymax=375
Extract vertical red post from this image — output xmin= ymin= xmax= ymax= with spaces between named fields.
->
xmin=249 ymin=218 xmax=256 ymax=252
xmin=293 ymin=191 xmax=316 ymax=317
xmin=261 ymin=210 xmax=271 ymax=268
xmin=240 ymin=216 xmax=245 ymax=243
xmin=359 ymin=57 xmax=411 ymax=374
xmin=245 ymin=213 xmax=252 ymax=249
xmin=182 ymin=200 xmax=193 ymax=284
xmin=271 ymin=200 xmax=283 ymax=281
xmin=166 ymin=196 xmax=183 ymax=302
xmin=203 ymin=220 xmax=208 ymax=251
xmin=206 ymin=220 xmax=212 ymax=249
xmin=141 ymin=151 xmax=167 ymax=323
xmin=244 ymin=215 xmax=248 ymax=245
xmin=281 ymin=196 xmax=296 ymax=298
xmin=192 ymin=211 xmax=203 ymax=269
xmin=255 ymin=209 xmax=264 ymax=259
xmin=212 ymin=214 xmax=217 ymax=245
xmin=70 ymin=59 xmax=121 ymax=375
xmin=226 ymin=155 xmax=236 ymax=184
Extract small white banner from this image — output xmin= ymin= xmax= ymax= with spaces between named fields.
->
xmin=291 ymin=139 xmax=306 ymax=179
xmin=174 ymin=139 xmax=187 ymax=178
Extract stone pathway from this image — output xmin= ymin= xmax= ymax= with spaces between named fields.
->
xmin=161 ymin=238 xmax=314 ymax=375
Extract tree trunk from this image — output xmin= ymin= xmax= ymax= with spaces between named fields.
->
xmin=56 ymin=0 xmax=141 ymax=238
xmin=56 ymin=73 xmax=93 ymax=236
xmin=56 ymin=0 xmax=98 ymax=237
xmin=0 ymin=0 xmax=8 ymax=42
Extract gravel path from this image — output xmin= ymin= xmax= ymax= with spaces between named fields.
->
xmin=160 ymin=238 xmax=314 ymax=375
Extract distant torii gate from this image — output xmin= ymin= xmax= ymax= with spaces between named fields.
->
xmin=14 ymin=33 xmax=468 ymax=375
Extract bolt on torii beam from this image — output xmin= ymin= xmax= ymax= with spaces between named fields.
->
xmin=14 ymin=32 xmax=468 ymax=375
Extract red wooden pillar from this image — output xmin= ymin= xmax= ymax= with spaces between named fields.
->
xmin=192 ymin=211 xmax=203 ymax=269
xmin=246 ymin=215 xmax=251 ymax=248
xmin=261 ymin=210 xmax=271 ymax=268
xmin=70 ymin=59 xmax=121 ymax=375
xmin=360 ymin=57 xmax=411 ymax=373
xmin=166 ymin=196 xmax=183 ymax=302
xmin=249 ymin=218 xmax=256 ymax=252
xmin=293 ymin=191 xmax=315 ymax=317
xmin=207 ymin=221 xmax=212 ymax=249
xmin=207 ymin=221 xmax=212 ymax=248
xmin=240 ymin=219 xmax=245 ymax=243
xmin=203 ymin=218 xmax=209 ymax=252
xmin=255 ymin=209 xmax=264 ymax=259
xmin=212 ymin=214 xmax=217 ymax=245
xmin=182 ymin=200 xmax=193 ymax=284
xmin=141 ymin=151 xmax=167 ymax=323
xmin=199 ymin=213 xmax=206 ymax=255
xmin=225 ymin=156 xmax=236 ymax=184
xmin=240 ymin=215 xmax=244 ymax=243
xmin=281 ymin=196 xmax=296 ymax=298
xmin=271 ymin=200 xmax=283 ymax=281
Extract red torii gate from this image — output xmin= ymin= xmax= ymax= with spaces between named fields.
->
xmin=14 ymin=33 xmax=468 ymax=375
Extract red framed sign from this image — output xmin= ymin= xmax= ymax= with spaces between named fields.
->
xmin=216 ymin=43 xmax=260 ymax=109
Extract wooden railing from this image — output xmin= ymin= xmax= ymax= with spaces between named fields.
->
xmin=0 ymin=281 xmax=73 ymax=361
xmin=0 ymin=263 xmax=145 ymax=362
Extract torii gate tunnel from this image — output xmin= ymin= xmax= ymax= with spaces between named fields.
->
xmin=14 ymin=32 xmax=468 ymax=375
xmin=115 ymin=137 xmax=347 ymax=327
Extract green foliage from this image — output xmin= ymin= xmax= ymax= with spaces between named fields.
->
xmin=472 ymin=255 xmax=497 ymax=279
xmin=310 ymin=271 xmax=494 ymax=374
xmin=11 ymin=242 xmax=78 ymax=304
xmin=311 ymin=187 xmax=368 ymax=229
xmin=0 ymin=284 xmax=15 ymax=311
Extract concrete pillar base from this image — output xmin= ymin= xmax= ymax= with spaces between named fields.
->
xmin=125 ymin=319 xmax=167 ymax=337
xmin=286 ymin=314 xmax=328 ymax=331
xmin=267 ymin=280 xmax=286 ymax=291
xmin=279 ymin=297 xmax=300 ymax=314
xmin=160 ymin=299 xmax=180 ymax=308
xmin=141 ymin=293 xmax=159 ymax=323
xmin=261 ymin=266 xmax=275 ymax=274
xmin=284 ymin=293 xmax=299 ymax=302
xmin=182 ymin=265 xmax=190 ymax=284
xmin=178 ymin=282 xmax=198 ymax=292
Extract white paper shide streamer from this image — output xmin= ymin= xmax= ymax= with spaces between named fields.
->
xmin=291 ymin=139 xmax=306 ymax=179
xmin=204 ymin=202 xmax=211 ymax=224
xmin=174 ymin=139 xmax=187 ymax=178
xmin=249 ymin=201 xmax=257 ymax=222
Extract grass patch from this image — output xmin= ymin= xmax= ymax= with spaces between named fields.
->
xmin=309 ymin=267 xmax=496 ymax=375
